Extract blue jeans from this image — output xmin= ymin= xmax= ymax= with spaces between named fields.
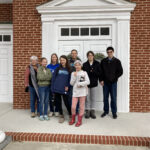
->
xmin=69 ymin=86 xmax=79 ymax=113
xmin=29 ymin=86 xmax=40 ymax=113
xmin=49 ymin=88 xmax=58 ymax=113
xmin=38 ymin=86 xmax=50 ymax=116
xmin=103 ymin=82 xmax=117 ymax=114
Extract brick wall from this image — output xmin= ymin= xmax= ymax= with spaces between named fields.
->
xmin=0 ymin=4 xmax=12 ymax=23
xmin=12 ymin=0 xmax=150 ymax=112
xmin=130 ymin=0 xmax=150 ymax=112
xmin=13 ymin=0 xmax=49 ymax=109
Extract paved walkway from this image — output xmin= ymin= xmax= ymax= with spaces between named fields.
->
xmin=4 ymin=142 xmax=149 ymax=150
xmin=0 ymin=103 xmax=150 ymax=137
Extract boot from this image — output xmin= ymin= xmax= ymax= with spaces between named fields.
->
xmin=69 ymin=114 xmax=76 ymax=125
xmin=90 ymin=110 xmax=96 ymax=119
xmin=75 ymin=115 xmax=83 ymax=127
xmin=85 ymin=110 xmax=90 ymax=119
xmin=59 ymin=115 xmax=65 ymax=123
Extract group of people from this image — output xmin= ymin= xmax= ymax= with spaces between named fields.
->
xmin=25 ymin=46 xmax=123 ymax=127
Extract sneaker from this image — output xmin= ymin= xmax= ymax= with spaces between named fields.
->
xmin=39 ymin=116 xmax=44 ymax=121
xmin=31 ymin=112 xmax=36 ymax=118
xmin=85 ymin=110 xmax=90 ymax=119
xmin=59 ymin=115 xmax=65 ymax=123
xmin=55 ymin=112 xmax=59 ymax=117
xmin=101 ymin=112 xmax=108 ymax=118
xmin=44 ymin=115 xmax=50 ymax=121
xmin=90 ymin=110 xmax=96 ymax=119
xmin=112 ymin=113 xmax=117 ymax=119
xmin=49 ymin=112 xmax=54 ymax=117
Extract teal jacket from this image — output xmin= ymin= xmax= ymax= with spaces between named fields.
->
xmin=37 ymin=66 xmax=52 ymax=87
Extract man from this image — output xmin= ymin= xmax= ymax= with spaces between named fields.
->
xmin=100 ymin=46 xmax=123 ymax=119
xmin=69 ymin=49 xmax=80 ymax=111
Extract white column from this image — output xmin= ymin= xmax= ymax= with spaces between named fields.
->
xmin=42 ymin=18 xmax=56 ymax=63
xmin=116 ymin=19 xmax=130 ymax=112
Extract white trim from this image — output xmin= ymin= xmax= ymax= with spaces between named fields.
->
xmin=0 ymin=24 xmax=13 ymax=103
xmin=37 ymin=0 xmax=136 ymax=112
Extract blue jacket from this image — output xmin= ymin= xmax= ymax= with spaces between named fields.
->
xmin=51 ymin=67 xmax=71 ymax=95
xmin=47 ymin=63 xmax=59 ymax=74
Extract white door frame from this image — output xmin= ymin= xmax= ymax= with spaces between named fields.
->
xmin=37 ymin=0 xmax=136 ymax=112
xmin=0 ymin=24 xmax=13 ymax=103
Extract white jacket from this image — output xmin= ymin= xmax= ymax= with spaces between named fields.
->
xmin=70 ymin=70 xmax=90 ymax=97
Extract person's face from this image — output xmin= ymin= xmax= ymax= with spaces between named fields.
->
xmin=31 ymin=60 xmax=38 ymax=66
xmin=60 ymin=58 xmax=67 ymax=67
xmin=75 ymin=63 xmax=82 ymax=71
xmin=107 ymin=50 xmax=114 ymax=58
xmin=41 ymin=59 xmax=47 ymax=67
xmin=88 ymin=53 xmax=94 ymax=61
xmin=71 ymin=50 xmax=78 ymax=60
xmin=51 ymin=55 xmax=57 ymax=64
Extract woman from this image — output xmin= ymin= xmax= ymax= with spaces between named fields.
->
xmin=83 ymin=51 xmax=102 ymax=119
xmin=69 ymin=60 xmax=90 ymax=127
xmin=51 ymin=55 xmax=71 ymax=123
xmin=37 ymin=57 xmax=52 ymax=121
xmin=25 ymin=56 xmax=40 ymax=118
xmin=47 ymin=53 xmax=59 ymax=117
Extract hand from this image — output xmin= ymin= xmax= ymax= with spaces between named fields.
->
xmin=74 ymin=72 xmax=77 ymax=77
xmin=100 ymin=81 xmax=104 ymax=86
xmin=65 ymin=87 xmax=69 ymax=92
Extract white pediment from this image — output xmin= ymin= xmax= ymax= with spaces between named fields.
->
xmin=37 ymin=0 xmax=135 ymax=8
xmin=36 ymin=0 xmax=136 ymax=15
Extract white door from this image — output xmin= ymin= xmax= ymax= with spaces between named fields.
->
xmin=0 ymin=31 xmax=13 ymax=103
xmin=59 ymin=39 xmax=112 ymax=110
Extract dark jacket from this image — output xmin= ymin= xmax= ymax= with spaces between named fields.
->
xmin=69 ymin=57 xmax=81 ymax=73
xmin=101 ymin=57 xmax=123 ymax=83
xmin=83 ymin=60 xmax=102 ymax=88
xmin=51 ymin=67 xmax=71 ymax=95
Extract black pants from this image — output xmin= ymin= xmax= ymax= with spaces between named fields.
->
xmin=55 ymin=93 xmax=71 ymax=116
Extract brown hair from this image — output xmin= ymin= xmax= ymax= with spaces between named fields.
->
xmin=50 ymin=53 xmax=59 ymax=64
xmin=59 ymin=55 xmax=71 ymax=73
xmin=40 ymin=57 xmax=47 ymax=62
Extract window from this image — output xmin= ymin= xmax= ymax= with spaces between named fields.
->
xmin=91 ymin=28 xmax=99 ymax=36
xmin=71 ymin=28 xmax=79 ymax=36
xmin=59 ymin=26 xmax=111 ymax=38
xmin=81 ymin=28 xmax=89 ymax=36
xmin=3 ymin=35 xmax=11 ymax=42
xmin=61 ymin=28 xmax=69 ymax=36
xmin=100 ymin=27 xmax=110 ymax=35
xmin=0 ymin=35 xmax=2 ymax=41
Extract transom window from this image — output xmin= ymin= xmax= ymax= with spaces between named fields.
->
xmin=0 ymin=34 xmax=11 ymax=42
xmin=60 ymin=26 xmax=110 ymax=37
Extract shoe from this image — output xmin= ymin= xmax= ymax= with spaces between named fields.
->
xmin=69 ymin=114 xmax=76 ymax=125
xmin=39 ymin=116 xmax=44 ymax=121
xmin=112 ymin=113 xmax=117 ymax=119
xmin=44 ymin=115 xmax=50 ymax=121
xmin=101 ymin=112 xmax=108 ymax=118
xmin=49 ymin=112 xmax=54 ymax=117
xmin=31 ymin=112 xmax=36 ymax=118
xmin=75 ymin=115 xmax=83 ymax=127
xmin=90 ymin=110 xmax=96 ymax=119
xmin=37 ymin=112 xmax=40 ymax=117
xmin=59 ymin=115 xmax=65 ymax=123
xmin=85 ymin=110 xmax=90 ymax=119
xmin=55 ymin=112 xmax=59 ymax=117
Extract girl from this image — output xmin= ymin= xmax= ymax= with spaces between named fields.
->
xmin=37 ymin=57 xmax=52 ymax=121
xmin=47 ymin=53 xmax=59 ymax=117
xmin=83 ymin=51 xmax=102 ymax=119
xmin=51 ymin=55 xmax=71 ymax=123
xmin=69 ymin=60 xmax=90 ymax=127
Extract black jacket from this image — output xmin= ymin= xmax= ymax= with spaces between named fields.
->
xmin=83 ymin=60 xmax=102 ymax=88
xmin=101 ymin=57 xmax=123 ymax=83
